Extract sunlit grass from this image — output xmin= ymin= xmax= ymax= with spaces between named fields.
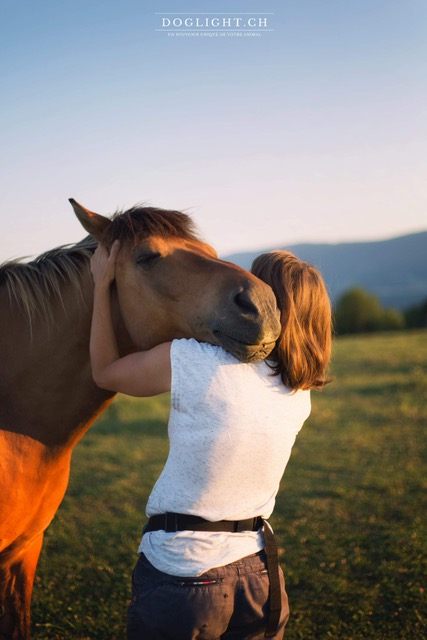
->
xmin=32 ymin=331 xmax=427 ymax=639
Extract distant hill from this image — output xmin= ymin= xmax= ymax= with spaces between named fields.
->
xmin=224 ymin=231 xmax=427 ymax=310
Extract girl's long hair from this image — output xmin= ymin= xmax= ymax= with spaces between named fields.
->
xmin=252 ymin=251 xmax=333 ymax=391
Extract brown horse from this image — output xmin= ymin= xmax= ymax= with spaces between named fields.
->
xmin=0 ymin=199 xmax=280 ymax=639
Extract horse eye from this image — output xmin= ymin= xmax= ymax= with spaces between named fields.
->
xmin=136 ymin=252 xmax=161 ymax=269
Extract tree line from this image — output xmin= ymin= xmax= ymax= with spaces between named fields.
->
xmin=333 ymin=287 xmax=427 ymax=335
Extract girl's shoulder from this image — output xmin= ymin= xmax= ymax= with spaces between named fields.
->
xmin=171 ymin=338 xmax=234 ymax=362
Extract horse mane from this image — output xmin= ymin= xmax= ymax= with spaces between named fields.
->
xmin=0 ymin=236 xmax=97 ymax=331
xmin=0 ymin=206 xmax=199 ymax=330
xmin=103 ymin=205 xmax=200 ymax=247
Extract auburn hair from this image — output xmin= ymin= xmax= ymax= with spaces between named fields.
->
xmin=251 ymin=251 xmax=333 ymax=391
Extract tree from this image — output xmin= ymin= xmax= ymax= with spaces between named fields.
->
xmin=404 ymin=298 xmax=427 ymax=328
xmin=379 ymin=308 xmax=405 ymax=331
xmin=334 ymin=287 xmax=404 ymax=334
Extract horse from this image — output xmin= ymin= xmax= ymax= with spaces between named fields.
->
xmin=0 ymin=199 xmax=281 ymax=639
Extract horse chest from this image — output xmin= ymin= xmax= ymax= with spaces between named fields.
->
xmin=0 ymin=432 xmax=71 ymax=553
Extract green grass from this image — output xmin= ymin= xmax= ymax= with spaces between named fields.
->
xmin=32 ymin=331 xmax=427 ymax=639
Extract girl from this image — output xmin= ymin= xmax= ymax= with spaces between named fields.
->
xmin=90 ymin=242 xmax=332 ymax=640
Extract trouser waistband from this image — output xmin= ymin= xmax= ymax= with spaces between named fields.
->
xmin=142 ymin=512 xmax=281 ymax=638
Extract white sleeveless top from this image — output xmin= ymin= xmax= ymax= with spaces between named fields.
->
xmin=139 ymin=338 xmax=310 ymax=576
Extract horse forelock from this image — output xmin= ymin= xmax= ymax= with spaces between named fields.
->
xmin=103 ymin=206 xmax=200 ymax=247
xmin=0 ymin=236 xmax=97 ymax=332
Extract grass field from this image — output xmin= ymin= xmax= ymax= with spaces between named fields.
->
xmin=32 ymin=331 xmax=426 ymax=639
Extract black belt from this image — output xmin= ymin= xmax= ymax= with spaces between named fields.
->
xmin=143 ymin=512 xmax=281 ymax=638
xmin=144 ymin=512 xmax=263 ymax=534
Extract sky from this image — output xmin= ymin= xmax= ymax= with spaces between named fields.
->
xmin=1 ymin=0 xmax=426 ymax=262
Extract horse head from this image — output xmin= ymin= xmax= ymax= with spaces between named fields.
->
xmin=70 ymin=199 xmax=280 ymax=362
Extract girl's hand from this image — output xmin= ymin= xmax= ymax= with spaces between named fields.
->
xmin=91 ymin=240 xmax=120 ymax=288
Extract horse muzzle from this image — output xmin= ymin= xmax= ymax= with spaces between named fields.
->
xmin=212 ymin=330 xmax=277 ymax=363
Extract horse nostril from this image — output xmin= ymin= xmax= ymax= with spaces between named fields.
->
xmin=233 ymin=288 xmax=259 ymax=317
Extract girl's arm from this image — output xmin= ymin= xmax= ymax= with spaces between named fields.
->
xmin=90 ymin=242 xmax=171 ymax=397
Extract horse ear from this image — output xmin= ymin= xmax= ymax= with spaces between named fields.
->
xmin=69 ymin=198 xmax=111 ymax=241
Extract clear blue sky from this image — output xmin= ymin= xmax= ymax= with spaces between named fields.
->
xmin=1 ymin=0 xmax=426 ymax=261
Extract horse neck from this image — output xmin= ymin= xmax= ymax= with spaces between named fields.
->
xmin=0 ymin=266 xmax=134 ymax=451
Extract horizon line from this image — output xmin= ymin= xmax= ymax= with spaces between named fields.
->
xmin=221 ymin=228 xmax=427 ymax=257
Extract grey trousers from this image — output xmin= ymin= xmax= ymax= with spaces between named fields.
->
xmin=126 ymin=550 xmax=289 ymax=640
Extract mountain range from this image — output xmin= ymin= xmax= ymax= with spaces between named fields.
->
xmin=224 ymin=231 xmax=427 ymax=311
